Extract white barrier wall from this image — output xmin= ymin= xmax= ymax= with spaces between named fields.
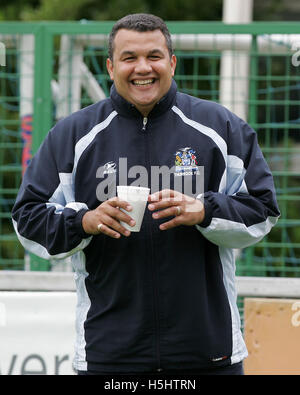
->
xmin=0 ymin=292 xmax=77 ymax=375
xmin=1 ymin=273 xmax=300 ymax=375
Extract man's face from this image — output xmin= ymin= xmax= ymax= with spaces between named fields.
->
xmin=106 ymin=29 xmax=177 ymax=116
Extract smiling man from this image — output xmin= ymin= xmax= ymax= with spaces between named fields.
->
xmin=12 ymin=14 xmax=280 ymax=376
xmin=106 ymin=27 xmax=176 ymax=116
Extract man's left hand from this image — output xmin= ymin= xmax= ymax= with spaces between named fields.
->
xmin=148 ymin=189 xmax=205 ymax=230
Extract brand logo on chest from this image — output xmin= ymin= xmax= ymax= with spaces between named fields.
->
xmin=174 ymin=147 xmax=200 ymax=176
xmin=103 ymin=161 xmax=117 ymax=175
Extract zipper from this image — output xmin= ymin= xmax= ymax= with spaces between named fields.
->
xmin=142 ymin=116 xmax=148 ymax=131
xmin=142 ymin=116 xmax=162 ymax=371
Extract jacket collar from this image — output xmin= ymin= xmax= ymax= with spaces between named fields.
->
xmin=110 ymin=79 xmax=177 ymax=119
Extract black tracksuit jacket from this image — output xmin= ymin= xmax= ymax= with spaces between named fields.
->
xmin=12 ymin=80 xmax=280 ymax=372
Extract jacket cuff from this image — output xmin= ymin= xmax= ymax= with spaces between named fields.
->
xmin=74 ymin=208 xmax=91 ymax=239
xmin=197 ymin=193 xmax=213 ymax=228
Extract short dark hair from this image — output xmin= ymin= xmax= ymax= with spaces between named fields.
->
xmin=108 ymin=13 xmax=173 ymax=61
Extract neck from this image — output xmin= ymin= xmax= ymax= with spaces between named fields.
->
xmin=134 ymin=103 xmax=156 ymax=117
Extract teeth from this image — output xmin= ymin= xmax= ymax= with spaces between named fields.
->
xmin=132 ymin=79 xmax=154 ymax=86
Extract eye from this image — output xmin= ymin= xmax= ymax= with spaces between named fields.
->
xmin=123 ymin=56 xmax=135 ymax=61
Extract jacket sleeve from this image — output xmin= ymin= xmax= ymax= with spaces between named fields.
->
xmin=196 ymin=116 xmax=280 ymax=249
xmin=12 ymin=128 xmax=92 ymax=260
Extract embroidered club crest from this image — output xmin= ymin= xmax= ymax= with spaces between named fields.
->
xmin=174 ymin=147 xmax=200 ymax=176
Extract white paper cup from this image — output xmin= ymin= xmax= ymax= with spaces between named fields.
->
xmin=117 ymin=186 xmax=150 ymax=232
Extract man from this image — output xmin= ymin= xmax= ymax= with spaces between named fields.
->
xmin=12 ymin=14 xmax=280 ymax=375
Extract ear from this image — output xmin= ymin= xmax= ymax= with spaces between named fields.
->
xmin=106 ymin=58 xmax=114 ymax=80
xmin=170 ymin=54 xmax=177 ymax=77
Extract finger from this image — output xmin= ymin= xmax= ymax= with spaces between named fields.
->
xmin=159 ymin=217 xmax=181 ymax=231
xmin=100 ymin=214 xmax=132 ymax=237
xmin=97 ymin=223 xmax=121 ymax=239
xmin=106 ymin=197 xmax=133 ymax=211
xmin=152 ymin=205 xmax=182 ymax=220
xmin=105 ymin=204 xmax=135 ymax=226
xmin=148 ymin=197 xmax=180 ymax=212
xmin=148 ymin=189 xmax=180 ymax=202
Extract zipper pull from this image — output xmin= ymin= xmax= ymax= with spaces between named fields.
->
xmin=142 ymin=117 xmax=148 ymax=131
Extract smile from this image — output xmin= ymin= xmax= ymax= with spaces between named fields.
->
xmin=131 ymin=79 xmax=155 ymax=86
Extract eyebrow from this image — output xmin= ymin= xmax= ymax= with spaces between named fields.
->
xmin=148 ymin=49 xmax=164 ymax=56
xmin=120 ymin=51 xmax=136 ymax=58
xmin=120 ymin=49 xmax=165 ymax=58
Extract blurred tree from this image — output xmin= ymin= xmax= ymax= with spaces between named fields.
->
xmin=145 ymin=0 xmax=223 ymax=21
xmin=0 ymin=0 xmax=39 ymax=20
xmin=1 ymin=0 xmax=300 ymax=22
xmin=0 ymin=0 xmax=223 ymax=21
xmin=20 ymin=0 xmax=101 ymax=21
xmin=253 ymin=0 xmax=300 ymax=21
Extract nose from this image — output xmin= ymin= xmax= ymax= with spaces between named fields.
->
xmin=135 ymin=57 xmax=152 ymax=74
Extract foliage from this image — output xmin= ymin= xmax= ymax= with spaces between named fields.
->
xmin=2 ymin=0 xmax=300 ymax=22
xmin=0 ymin=0 xmax=223 ymax=22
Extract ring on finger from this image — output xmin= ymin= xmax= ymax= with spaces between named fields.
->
xmin=175 ymin=206 xmax=181 ymax=216
xmin=97 ymin=223 xmax=104 ymax=231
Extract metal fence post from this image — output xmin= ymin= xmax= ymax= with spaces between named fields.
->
xmin=30 ymin=24 xmax=54 ymax=271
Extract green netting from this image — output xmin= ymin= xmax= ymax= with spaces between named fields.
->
xmin=0 ymin=22 xmax=300 ymax=277
xmin=0 ymin=37 xmax=24 ymax=269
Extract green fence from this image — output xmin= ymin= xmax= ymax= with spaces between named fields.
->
xmin=0 ymin=22 xmax=300 ymax=275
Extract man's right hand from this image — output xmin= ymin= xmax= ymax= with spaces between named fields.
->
xmin=82 ymin=197 xmax=136 ymax=239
